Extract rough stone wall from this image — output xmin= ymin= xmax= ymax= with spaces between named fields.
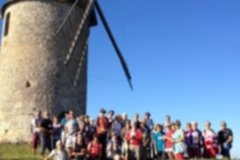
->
xmin=0 ymin=0 xmax=89 ymax=142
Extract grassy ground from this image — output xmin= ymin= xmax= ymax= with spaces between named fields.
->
xmin=0 ymin=143 xmax=238 ymax=160
xmin=0 ymin=143 xmax=43 ymax=160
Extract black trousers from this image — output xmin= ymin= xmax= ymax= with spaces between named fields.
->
xmin=98 ymin=133 xmax=107 ymax=160
xmin=40 ymin=133 xmax=52 ymax=155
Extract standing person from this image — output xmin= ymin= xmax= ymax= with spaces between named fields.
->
xmin=121 ymin=113 xmax=129 ymax=128
xmin=44 ymin=140 xmax=69 ymax=160
xmin=218 ymin=121 xmax=233 ymax=159
xmin=202 ymin=121 xmax=218 ymax=158
xmin=40 ymin=112 xmax=53 ymax=155
xmin=164 ymin=123 xmax=175 ymax=160
xmin=65 ymin=110 xmax=79 ymax=154
xmin=171 ymin=120 xmax=185 ymax=160
xmin=108 ymin=110 xmax=115 ymax=129
xmin=60 ymin=112 xmax=69 ymax=129
xmin=112 ymin=115 xmax=123 ymax=137
xmin=144 ymin=112 xmax=154 ymax=132
xmin=164 ymin=115 xmax=171 ymax=127
xmin=31 ymin=110 xmax=43 ymax=155
xmin=86 ymin=118 xmax=97 ymax=144
xmin=77 ymin=115 xmax=85 ymax=129
xmin=125 ymin=122 xmax=143 ymax=160
xmin=190 ymin=121 xmax=203 ymax=158
xmin=122 ymin=120 xmax=131 ymax=160
xmin=132 ymin=113 xmax=141 ymax=129
xmin=140 ymin=121 xmax=152 ymax=160
xmin=87 ymin=134 xmax=103 ymax=160
xmin=152 ymin=124 xmax=165 ymax=160
xmin=96 ymin=108 xmax=109 ymax=160
xmin=31 ymin=111 xmax=42 ymax=155
xmin=52 ymin=116 xmax=62 ymax=149
xmin=184 ymin=123 xmax=193 ymax=159
xmin=65 ymin=110 xmax=79 ymax=136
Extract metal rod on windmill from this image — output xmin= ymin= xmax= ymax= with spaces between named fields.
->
xmin=56 ymin=0 xmax=133 ymax=90
xmin=64 ymin=0 xmax=95 ymax=65
xmin=94 ymin=1 xmax=133 ymax=90
xmin=57 ymin=0 xmax=80 ymax=34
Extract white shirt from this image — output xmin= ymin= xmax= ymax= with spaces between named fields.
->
xmin=48 ymin=149 xmax=69 ymax=160
xmin=65 ymin=119 xmax=79 ymax=135
xmin=31 ymin=118 xmax=42 ymax=133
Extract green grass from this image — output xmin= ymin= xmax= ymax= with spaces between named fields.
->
xmin=0 ymin=143 xmax=238 ymax=160
xmin=0 ymin=143 xmax=43 ymax=160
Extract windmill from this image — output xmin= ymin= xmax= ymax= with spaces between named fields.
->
xmin=0 ymin=0 xmax=132 ymax=142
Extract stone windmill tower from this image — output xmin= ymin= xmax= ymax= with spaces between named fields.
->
xmin=0 ymin=0 xmax=132 ymax=142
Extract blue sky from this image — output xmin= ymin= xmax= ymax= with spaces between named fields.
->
xmin=1 ymin=0 xmax=239 ymax=157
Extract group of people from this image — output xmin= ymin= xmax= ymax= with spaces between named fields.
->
xmin=31 ymin=108 xmax=233 ymax=160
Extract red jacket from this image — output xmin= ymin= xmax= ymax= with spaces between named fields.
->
xmin=125 ymin=129 xmax=143 ymax=146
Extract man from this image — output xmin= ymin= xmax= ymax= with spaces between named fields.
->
xmin=65 ymin=110 xmax=79 ymax=136
xmin=40 ymin=111 xmax=53 ymax=155
xmin=45 ymin=140 xmax=69 ymax=160
xmin=96 ymin=108 xmax=109 ymax=160
xmin=31 ymin=110 xmax=43 ymax=155
xmin=65 ymin=110 xmax=79 ymax=153
xmin=185 ymin=123 xmax=193 ymax=158
xmin=140 ymin=121 xmax=151 ymax=160
xmin=144 ymin=112 xmax=154 ymax=132
xmin=108 ymin=110 xmax=115 ymax=128
xmin=218 ymin=121 xmax=233 ymax=159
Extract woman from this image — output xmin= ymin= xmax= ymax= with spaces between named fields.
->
xmin=122 ymin=120 xmax=131 ymax=160
xmin=125 ymin=122 xmax=143 ymax=160
xmin=140 ymin=121 xmax=151 ymax=160
xmin=152 ymin=124 xmax=165 ymax=160
xmin=52 ymin=116 xmax=62 ymax=149
xmin=185 ymin=123 xmax=193 ymax=159
xmin=45 ymin=140 xmax=69 ymax=160
xmin=107 ymin=132 xmax=122 ymax=160
xmin=203 ymin=121 xmax=218 ymax=158
xmin=71 ymin=133 xmax=87 ymax=160
xmin=164 ymin=123 xmax=175 ymax=160
xmin=87 ymin=134 xmax=102 ymax=160
xmin=172 ymin=120 xmax=186 ymax=160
